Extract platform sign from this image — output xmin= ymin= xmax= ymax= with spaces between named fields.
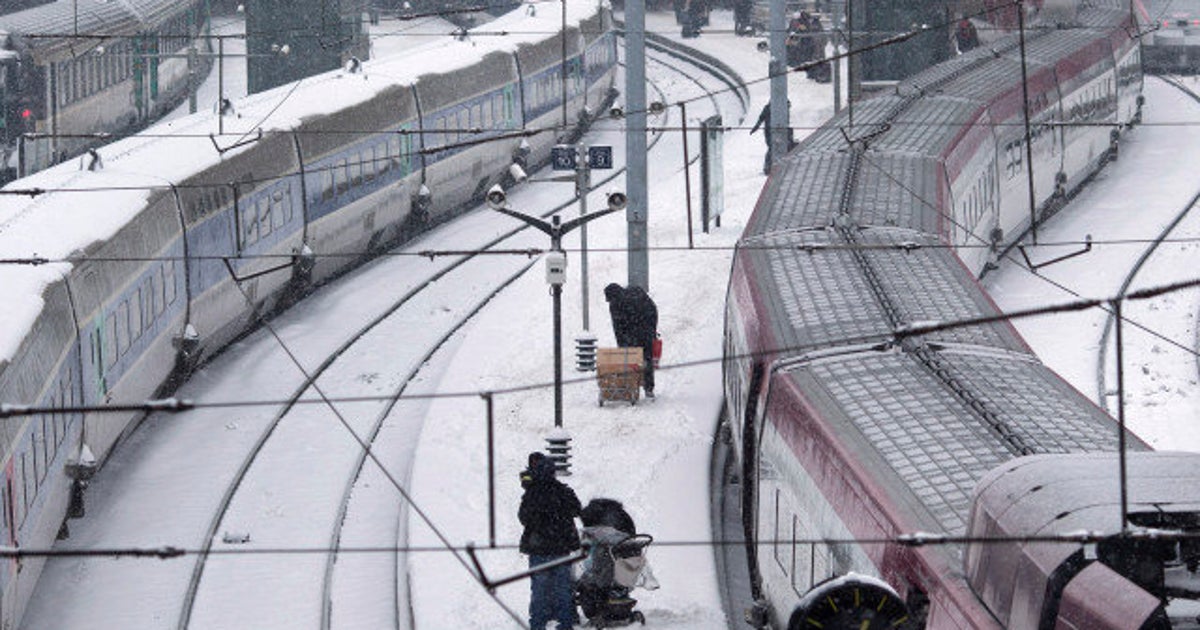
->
xmin=587 ymin=145 xmax=613 ymax=170
xmin=551 ymin=145 xmax=577 ymax=171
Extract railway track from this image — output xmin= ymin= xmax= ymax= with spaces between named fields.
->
xmin=1095 ymin=75 xmax=1200 ymax=427
xmin=171 ymin=39 xmax=747 ymax=630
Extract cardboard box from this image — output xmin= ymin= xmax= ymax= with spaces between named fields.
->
xmin=596 ymin=347 xmax=643 ymax=405
xmin=596 ymin=347 xmax=643 ymax=375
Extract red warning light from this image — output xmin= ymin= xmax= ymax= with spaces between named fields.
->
xmin=21 ymin=108 xmax=31 ymax=119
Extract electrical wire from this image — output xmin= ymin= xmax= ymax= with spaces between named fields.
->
xmin=6 ymin=271 xmax=1200 ymax=420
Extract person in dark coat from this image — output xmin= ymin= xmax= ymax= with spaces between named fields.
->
xmin=604 ymin=283 xmax=659 ymax=397
xmin=733 ymin=0 xmax=752 ymax=35
xmin=519 ymin=455 xmax=582 ymax=630
xmin=749 ymin=100 xmax=794 ymax=175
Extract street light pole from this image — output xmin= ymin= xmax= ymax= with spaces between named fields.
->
xmin=487 ymin=185 xmax=627 ymax=429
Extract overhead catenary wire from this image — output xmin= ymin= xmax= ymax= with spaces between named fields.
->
xmin=7 ymin=272 xmax=1200 ymax=420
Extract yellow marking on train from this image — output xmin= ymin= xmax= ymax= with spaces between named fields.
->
xmin=859 ymin=620 xmax=870 ymax=630
xmin=890 ymin=616 xmax=909 ymax=627
xmin=855 ymin=588 xmax=861 ymax=607
xmin=877 ymin=595 xmax=888 ymax=611
xmin=806 ymin=618 xmax=824 ymax=628
xmin=827 ymin=596 xmax=838 ymax=612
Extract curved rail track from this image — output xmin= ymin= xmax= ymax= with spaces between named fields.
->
xmin=173 ymin=39 xmax=747 ymax=630
xmin=1095 ymin=74 xmax=1200 ymax=419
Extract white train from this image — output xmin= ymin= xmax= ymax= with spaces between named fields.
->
xmin=0 ymin=4 xmax=616 ymax=627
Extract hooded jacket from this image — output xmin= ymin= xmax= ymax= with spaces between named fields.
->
xmin=519 ymin=458 xmax=582 ymax=556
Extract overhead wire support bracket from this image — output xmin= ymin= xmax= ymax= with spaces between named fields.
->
xmin=465 ymin=544 xmax=586 ymax=593
xmin=210 ymin=128 xmax=263 ymax=155
xmin=222 ymin=256 xmax=294 ymax=283
xmin=1017 ymin=234 xmax=1092 ymax=271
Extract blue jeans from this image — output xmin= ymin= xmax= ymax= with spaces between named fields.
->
xmin=529 ymin=554 xmax=577 ymax=630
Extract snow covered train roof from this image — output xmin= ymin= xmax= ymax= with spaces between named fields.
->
xmin=0 ymin=1 xmax=605 ymax=362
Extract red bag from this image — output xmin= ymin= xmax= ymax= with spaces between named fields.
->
xmin=652 ymin=336 xmax=662 ymax=368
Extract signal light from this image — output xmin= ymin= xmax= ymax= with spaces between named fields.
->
xmin=21 ymin=109 xmax=31 ymax=119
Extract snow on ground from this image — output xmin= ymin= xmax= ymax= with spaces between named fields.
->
xmin=19 ymin=4 xmax=1200 ymax=630
xmin=985 ymin=76 xmax=1200 ymax=453
xmin=404 ymin=9 xmax=812 ymax=627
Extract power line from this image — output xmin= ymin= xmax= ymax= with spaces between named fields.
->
xmin=6 ymin=272 xmax=1200 ymax=420
xmin=3 ymin=528 xmax=1199 ymax=560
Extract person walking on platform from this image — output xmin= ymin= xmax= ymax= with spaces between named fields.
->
xmin=749 ymin=101 xmax=794 ymax=175
xmin=604 ymin=283 xmax=659 ymax=398
xmin=519 ymin=454 xmax=582 ymax=630
xmin=733 ymin=0 xmax=752 ymax=35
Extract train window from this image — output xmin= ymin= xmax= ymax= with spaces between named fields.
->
xmin=272 ymin=189 xmax=286 ymax=229
xmin=336 ymin=160 xmax=349 ymax=195
xmin=115 ymin=301 xmax=129 ymax=356
xmin=364 ymin=147 xmax=377 ymax=183
xmin=145 ymin=275 xmax=158 ymax=323
xmin=405 ymin=134 xmax=416 ymax=173
xmin=163 ymin=261 xmax=177 ymax=307
xmin=350 ymin=156 xmax=363 ymax=187
xmin=773 ymin=488 xmax=784 ymax=571
xmin=391 ymin=136 xmax=403 ymax=170
xmin=129 ymin=288 xmax=143 ymax=339
xmin=482 ymin=100 xmax=492 ymax=129
xmin=258 ymin=197 xmax=271 ymax=239
xmin=376 ymin=143 xmax=389 ymax=176
xmin=105 ymin=311 xmax=118 ymax=367
xmin=322 ymin=167 xmax=335 ymax=202
xmin=789 ymin=514 xmax=798 ymax=583
xmin=240 ymin=200 xmax=257 ymax=246
xmin=20 ymin=454 xmax=28 ymax=520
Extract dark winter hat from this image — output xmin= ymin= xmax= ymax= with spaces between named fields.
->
xmin=604 ymin=283 xmax=623 ymax=302
xmin=533 ymin=455 xmax=557 ymax=479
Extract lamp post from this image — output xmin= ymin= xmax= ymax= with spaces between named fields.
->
xmin=487 ymin=184 xmax=627 ymax=429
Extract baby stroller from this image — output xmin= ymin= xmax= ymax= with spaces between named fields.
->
xmin=576 ymin=499 xmax=658 ymax=628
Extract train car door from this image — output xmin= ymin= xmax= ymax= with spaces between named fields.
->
xmin=0 ymin=54 xmax=15 ymax=181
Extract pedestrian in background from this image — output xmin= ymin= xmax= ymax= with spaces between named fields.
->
xmin=604 ymin=283 xmax=659 ymax=398
xmin=749 ymin=100 xmax=793 ymax=175
xmin=519 ymin=455 xmax=582 ymax=630
xmin=955 ymin=18 xmax=980 ymax=54
xmin=733 ymin=0 xmax=752 ymax=35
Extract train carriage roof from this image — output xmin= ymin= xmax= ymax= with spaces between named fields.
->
xmin=735 ymin=230 xmax=1027 ymax=353
xmin=852 ymin=230 xmax=1029 ymax=352
xmin=774 ymin=347 xmax=1142 ymax=540
xmin=774 ymin=350 xmax=1019 ymax=536
xmin=848 ymin=153 xmax=942 ymax=233
xmin=743 ymin=153 xmax=852 ymax=236
xmin=933 ymin=348 xmax=1138 ymax=455
xmin=868 ymin=96 xmax=982 ymax=158
xmin=0 ymin=0 xmax=170 ymax=62
xmin=798 ymin=95 xmax=902 ymax=152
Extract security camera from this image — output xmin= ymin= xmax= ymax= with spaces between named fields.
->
xmin=509 ymin=163 xmax=528 ymax=183
xmin=486 ymin=184 xmax=507 ymax=210
xmin=757 ymin=40 xmax=769 ymax=52
xmin=610 ymin=104 xmax=624 ymax=119
xmin=648 ymin=101 xmax=665 ymax=115
xmin=607 ymin=190 xmax=627 ymax=211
